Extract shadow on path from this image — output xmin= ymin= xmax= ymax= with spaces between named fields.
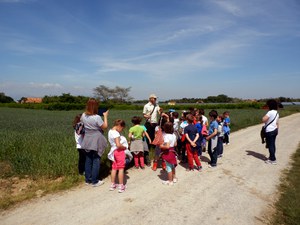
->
xmin=246 ymin=150 xmax=268 ymax=161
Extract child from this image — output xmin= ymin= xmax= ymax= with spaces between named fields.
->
xmin=206 ymin=110 xmax=219 ymax=168
xmin=108 ymin=119 xmax=127 ymax=193
xmin=120 ymin=136 xmax=133 ymax=167
xmin=128 ymin=116 xmax=146 ymax=169
xmin=223 ymin=111 xmax=231 ymax=145
xmin=199 ymin=109 xmax=208 ymax=152
xmin=160 ymin=122 xmax=178 ymax=185
xmin=195 ymin=115 xmax=203 ymax=157
xmin=172 ymin=112 xmax=180 ymax=137
xmin=152 ymin=113 xmax=169 ymax=171
xmin=141 ymin=124 xmax=152 ymax=167
xmin=72 ymin=114 xmax=85 ymax=175
xmin=179 ymin=112 xmax=189 ymax=163
xmin=217 ymin=115 xmax=224 ymax=158
xmin=184 ymin=114 xmax=202 ymax=171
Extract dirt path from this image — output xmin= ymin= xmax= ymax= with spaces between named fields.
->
xmin=1 ymin=113 xmax=300 ymax=225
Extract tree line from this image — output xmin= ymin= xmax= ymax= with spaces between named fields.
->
xmin=1 ymin=85 xmax=300 ymax=104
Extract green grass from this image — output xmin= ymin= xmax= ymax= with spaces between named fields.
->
xmin=269 ymin=144 xmax=300 ymax=225
xmin=1 ymin=106 xmax=300 ymax=178
xmin=0 ymin=106 xmax=300 ymax=210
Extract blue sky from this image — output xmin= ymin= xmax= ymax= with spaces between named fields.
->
xmin=0 ymin=0 xmax=300 ymax=101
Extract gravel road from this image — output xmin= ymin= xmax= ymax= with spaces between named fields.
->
xmin=1 ymin=113 xmax=300 ymax=225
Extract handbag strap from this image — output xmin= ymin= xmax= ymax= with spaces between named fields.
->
xmin=147 ymin=104 xmax=157 ymax=122
xmin=149 ymin=104 xmax=157 ymax=116
xmin=264 ymin=112 xmax=278 ymax=129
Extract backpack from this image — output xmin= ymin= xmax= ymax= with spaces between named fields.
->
xmin=75 ymin=122 xmax=85 ymax=135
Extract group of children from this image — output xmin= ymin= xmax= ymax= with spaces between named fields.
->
xmin=73 ymin=109 xmax=231 ymax=192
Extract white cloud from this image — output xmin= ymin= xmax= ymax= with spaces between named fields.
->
xmin=4 ymin=37 xmax=55 ymax=55
xmin=29 ymin=82 xmax=63 ymax=89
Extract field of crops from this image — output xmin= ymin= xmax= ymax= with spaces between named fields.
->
xmin=1 ymin=106 xmax=300 ymax=180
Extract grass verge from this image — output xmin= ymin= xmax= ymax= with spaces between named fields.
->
xmin=0 ymin=176 xmax=82 ymax=210
xmin=269 ymin=144 xmax=300 ymax=225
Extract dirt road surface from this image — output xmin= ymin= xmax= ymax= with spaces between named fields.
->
xmin=1 ymin=113 xmax=300 ymax=225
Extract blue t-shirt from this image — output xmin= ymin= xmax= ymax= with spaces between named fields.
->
xmin=209 ymin=120 xmax=218 ymax=135
xmin=184 ymin=124 xmax=198 ymax=140
xmin=195 ymin=122 xmax=202 ymax=134
xmin=223 ymin=117 xmax=230 ymax=133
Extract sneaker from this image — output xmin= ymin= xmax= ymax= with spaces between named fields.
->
xmin=186 ymin=168 xmax=194 ymax=172
xmin=118 ymin=184 xmax=126 ymax=193
xmin=162 ymin=180 xmax=174 ymax=186
xmin=173 ymin=178 xmax=178 ymax=183
xmin=208 ymin=164 xmax=217 ymax=168
xmin=109 ymin=183 xmax=117 ymax=191
xmin=92 ymin=180 xmax=104 ymax=187
xmin=134 ymin=166 xmax=139 ymax=169
xmin=218 ymin=154 xmax=223 ymax=158
xmin=265 ymin=159 xmax=277 ymax=165
xmin=196 ymin=166 xmax=203 ymax=171
xmin=140 ymin=166 xmax=145 ymax=170
xmin=85 ymin=182 xmax=91 ymax=186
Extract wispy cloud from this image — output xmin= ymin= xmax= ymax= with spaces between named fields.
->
xmin=5 ymin=38 xmax=55 ymax=54
xmin=29 ymin=82 xmax=63 ymax=89
xmin=93 ymin=27 xmax=258 ymax=79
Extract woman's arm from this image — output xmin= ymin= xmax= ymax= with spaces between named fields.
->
xmin=100 ymin=110 xmax=109 ymax=129
xmin=262 ymin=114 xmax=269 ymax=123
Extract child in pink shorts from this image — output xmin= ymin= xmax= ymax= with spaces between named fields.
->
xmin=108 ymin=119 xmax=127 ymax=193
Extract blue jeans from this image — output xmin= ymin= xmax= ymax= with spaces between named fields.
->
xmin=265 ymin=129 xmax=278 ymax=161
xmin=85 ymin=150 xmax=100 ymax=184
xmin=208 ymin=140 xmax=218 ymax=166
xmin=217 ymin=137 xmax=223 ymax=155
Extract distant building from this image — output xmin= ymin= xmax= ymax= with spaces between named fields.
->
xmin=21 ymin=97 xmax=43 ymax=104
xmin=168 ymin=101 xmax=176 ymax=106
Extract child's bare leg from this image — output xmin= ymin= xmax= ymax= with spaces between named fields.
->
xmin=118 ymin=169 xmax=124 ymax=185
xmin=111 ymin=169 xmax=117 ymax=184
xmin=172 ymin=168 xmax=176 ymax=179
xmin=167 ymin=171 xmax=173 ymax=182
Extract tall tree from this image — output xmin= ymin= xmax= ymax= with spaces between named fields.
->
xmin=93 ymin=85 xmax=133 ymax=103
xmin=0 ymin=92 xmax=14 ymax=103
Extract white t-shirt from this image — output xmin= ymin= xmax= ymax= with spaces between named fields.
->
xmin=163 ymin=133 xmax=177 ymax=148
xmin=74 ymin=131 xmax=83 ymax=149
xmin=108 ymin=129 xmax=120 ymax=152
xmin=265 ymin=110 xmax=279 ymax=132
xmin=202 ymin=115 xmax=208 ymax=126
xmin=173 ymin=118 xmax=179 ymax=131
xmin=180 ymin=121 xmax=188 ymax=134
xmin=108 ymin=135 xmax=128 ymax=161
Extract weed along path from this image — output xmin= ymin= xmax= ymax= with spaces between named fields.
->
xmin=1 ymin=113 xmax=300 ymax=225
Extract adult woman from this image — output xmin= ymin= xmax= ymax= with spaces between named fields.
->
xmin=262 ymin=99 xmax=279 ymax=165
xmin=81 ymin=98 xmax=109 ymax=186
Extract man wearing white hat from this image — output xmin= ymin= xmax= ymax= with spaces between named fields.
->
xmin=143 ymin=94 xmax=161 ymax=166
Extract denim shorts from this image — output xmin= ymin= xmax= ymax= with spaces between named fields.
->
xmin=165 ymin=161 xmax=175 ymax=173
